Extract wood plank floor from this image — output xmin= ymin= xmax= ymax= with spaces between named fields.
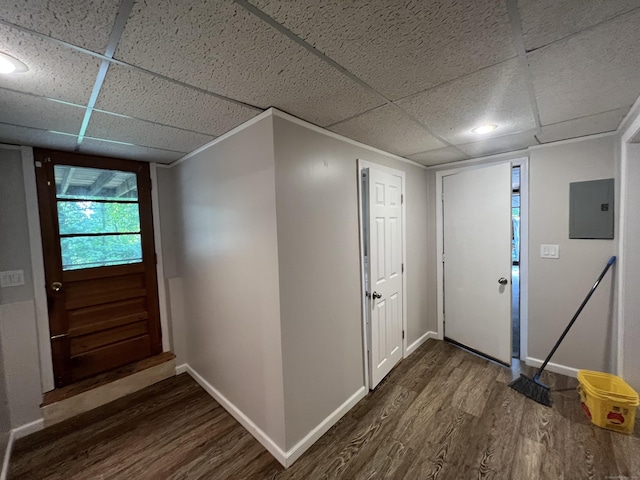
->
xmin=10 ymin=339 xmax=639 ymax=479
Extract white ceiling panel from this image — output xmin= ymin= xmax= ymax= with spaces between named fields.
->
xmin=397 ymin=59 xmax=536 ymax=146
xmin=86 ymin=111 xmax=214 ymax=153
xmin=407 ymin=147 xmax=469 ymax=167
xmin=0 ymin=89 xmax=85 ymax=134
xmin=538 ymin=108 xmax=629 ymax=144
xmin=328 ymin=105 xmax=445 ymax=156
xmin=78 ymin=139 xmax=183 ymax=164
xmin=0 ymin=24 xmax=101 ymax=104
xmin=0 ymin=0 xmax=120 ymax=53
xmin=115 ymin=0 xmax=382 ymax=127
xmin=518 ymin=0 xmax=640 ymax=51
xmin=95 ymin=65 xmax=260 ymax=136
xmin=458 ymin=130 xmax=538 ymax=158
xmin=0 ymin=123 xmax=79 ymax=150
xmin=530 ymin=9 xmax=640 ymax=125
xmin=250 ymin=0 xmax=516 ymax=100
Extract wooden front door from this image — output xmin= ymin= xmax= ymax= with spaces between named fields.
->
xmin=34 ymin=149 xmax=162 ymax=388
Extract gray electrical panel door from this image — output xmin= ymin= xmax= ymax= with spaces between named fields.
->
xmin=569 ymin=178 xmax=614 ymax=239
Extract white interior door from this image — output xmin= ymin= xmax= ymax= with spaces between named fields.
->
xmin=443 ymin=163 xmax=512 ymax=365
xmin=367 ymin=167 xmax=403 ymax=388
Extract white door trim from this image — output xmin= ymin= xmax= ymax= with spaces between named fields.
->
xmin=435 ymin=157 xmax=529 ymax=359
xmin=21 ymin=146 xmax=55 ymax=392
xmin=617 ymin=107 xmax=640 ymax=376
xmin=357 ymin=159 xmax=407 ymax=391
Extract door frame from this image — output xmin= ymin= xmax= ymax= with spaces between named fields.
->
xmin=357 ymin=159 xmax=407 ymax=391
xmin=435 ymin=157 xmax=529 ymax=360
xmin=21 ymin=147 xmax=170 ymax=392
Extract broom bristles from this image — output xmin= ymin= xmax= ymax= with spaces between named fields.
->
xmin=509 ymin=374 xmax=552 ymax=407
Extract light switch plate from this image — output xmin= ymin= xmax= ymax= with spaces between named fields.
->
xmin=540 ymin=244 xmax=560 ymax=259
xmin=0 ymin=270 xmax=25 ymax=287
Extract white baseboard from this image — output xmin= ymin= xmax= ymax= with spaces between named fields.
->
xmin=185 ymin=365 xmax=367 ymax=468
xmin=186 ymin=366 xmax=288 ymax=466
xmin=12 ymin=419 xmax=44 ymax=440
xmin=175 ymin=364 xmax=188 ymax=375
xmin=284 ymin=386 xmax=366 ymax=466
xmin=1 ymin=418 xmax=44 ymax=480
xmin=525 ymin=357 xmax=579 ymax=378
xmin=405 ymin=331 xmax=438 ymax=357
xmin=1 ymin=431 xmax=14 ymax=480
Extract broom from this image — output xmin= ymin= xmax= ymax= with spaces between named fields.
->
xmin=509 ymin=255 xmax=616 ymax=406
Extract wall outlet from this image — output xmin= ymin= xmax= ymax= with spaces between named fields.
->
xmin=540 ymin=244 xmax=560 ymax=259
xmin=0 ymin=270 xmax=25 ymax=287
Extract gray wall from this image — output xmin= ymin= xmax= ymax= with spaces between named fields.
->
xmin=155 ymin=167 xmax=186 ymax=364
xmin=621 ymin=143 xmax=640 ymax=391
xmin=0 ymin=146 xmax=43 ymax=429
xmin=0 ymin=147 xmax=33 ymax=304
xmin=529 ymin=136 xmax=617 ymax=372
xmin=173 ymin=116 xmax=287 ymax=449
xmin=272 ymin=115 xmax=433 ymax=449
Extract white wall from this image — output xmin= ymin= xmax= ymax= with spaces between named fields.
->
xmin=620 ymin=142 xmax=640 ymax=391
xmin=271 ymin=114 xmax=433 ymax=449
xmin=528 ymin=136 xmax=617 ymax=372
xmin=172 ymin=115 xmax=287 ymax=449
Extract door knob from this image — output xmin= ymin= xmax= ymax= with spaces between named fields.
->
xmin=372 ymin=291 xmax=382 ymax=299
xmin=51 ymin=281 xmax=62 ymax=292
xmin=498 ymin=277 xmax=508 ymax=285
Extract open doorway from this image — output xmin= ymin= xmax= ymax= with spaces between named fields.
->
xmin=512 ymin=166 xmax=521 ymax=359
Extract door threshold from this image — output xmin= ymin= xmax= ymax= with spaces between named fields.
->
xmin=41 ymin=352 xmax=176 ymax=427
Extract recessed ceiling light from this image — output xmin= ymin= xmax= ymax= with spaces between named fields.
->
xmin=0 ymin=52 xmax=29 ymax=74
xmin=471 ymin=124 xmax=498 ymax=134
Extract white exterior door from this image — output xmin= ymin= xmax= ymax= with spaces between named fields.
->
xmin=367 ymin=167 xmax=403 ymax=388
xmin=443 ymin=163 xmax=512 ymax=365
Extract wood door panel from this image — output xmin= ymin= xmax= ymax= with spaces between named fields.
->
xmin=64 ymin=263 xmax=145 ymax=282
xmin=35 ymin=149 xmax=162 ymax=388
xmin=67 ymin=297 xmax=148 ymax=334
xmin=69 ymin=321 xmax=148 ymax=356
xmin=65 ymin=287 xmax=147 ymax=311
xmin=64 ymin=273 xmax=146 ymax=310
xmin=71 ymin=335 xmax=151 ymax=382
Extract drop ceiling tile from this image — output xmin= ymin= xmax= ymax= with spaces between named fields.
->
xmin=538 ymin=108 xmax=629 ymax=143
xmin=0 ymin=24 xmax=101 ymax=104
xmin=250 ymin=0 xmax=516 ymax=100
xmin=85 ymin=111 xmax=214 ymax=153
xmin=95 ymin=65 xmax=260 ymax=136
xmin=0 ymin=122 xmax=79 ymax=150
xmin=0 ymin=89 xmax=85 ymax=134
xmin=458 ymin=130 xmax=538 ymax=158
xmin=115 ymin=0 xmax=382 ymax=126
xmin=328 ymin=105 xmax=445 ymax=156
xmin=397 ymin=59 xmax=536 ymax=145
xmin=0 ymin=0 xmax=120 ymax=52
xmin=407 ymin=147 xmax=469 ymax=166
xmin=530 ymin=9 xmax=640 ymax=125
xmin=518 ymin=0 xmax=640 ymax=50
xmin=78 ymin=139 xmax=183 ymax=164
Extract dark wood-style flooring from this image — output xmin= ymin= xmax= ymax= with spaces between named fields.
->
xmin=10 ymin=339 xmax=640 ymax=479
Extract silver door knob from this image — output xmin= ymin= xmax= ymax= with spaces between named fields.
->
xmin=51 ymin=281 xmax=62 ymax=292
xmin=498 ymin=277 xmax=508 ymax=285
xmin=372 ymin=291 xmax=382 ymax=299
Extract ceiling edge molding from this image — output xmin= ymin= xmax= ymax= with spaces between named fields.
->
xmin=619 ymin=95 xmax=640 ymax=142
xmin=169 ymin=108 xmax=428 ymax=171
xmin=270 ymin=109 xmax=428 ymax=170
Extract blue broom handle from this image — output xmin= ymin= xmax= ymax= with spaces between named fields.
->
xmin=533 ymin=256 xmax=616 ymax=381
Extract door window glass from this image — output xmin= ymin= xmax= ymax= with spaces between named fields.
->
xmin=54 ymin=165 xmax=142 ymax=270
